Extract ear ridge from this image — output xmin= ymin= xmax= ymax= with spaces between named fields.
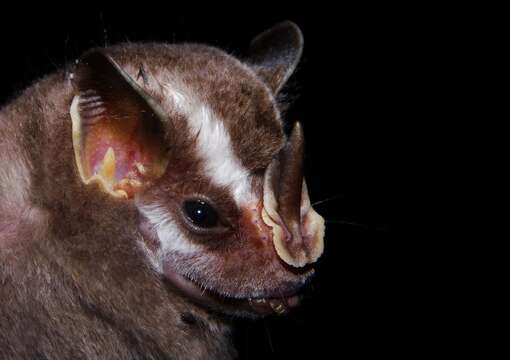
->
xmin=70 ymin=51 xmax=169 ymax=199
xmin=76 ymin=89 xmax=107 ymax=125
xmin=247 ymin=21 xmax=304 ymax=94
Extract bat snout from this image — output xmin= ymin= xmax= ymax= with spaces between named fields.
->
xmin=261 ymin=201 xmax=325 ymax=268
xmin=260 ymin=122 xmax=325 ymax=268
xmin=241 ymin=200 xmax=324 ymax=269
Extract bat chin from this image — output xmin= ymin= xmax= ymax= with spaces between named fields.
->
xmin=162 ymin=262 xmax=304 ymax=318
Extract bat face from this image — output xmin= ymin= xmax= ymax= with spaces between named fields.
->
xmin=70 ymin=22 xmax=325 ymax=318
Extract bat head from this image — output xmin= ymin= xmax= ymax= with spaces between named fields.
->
xmin=69 ymin=22 xmax=325 ymax=317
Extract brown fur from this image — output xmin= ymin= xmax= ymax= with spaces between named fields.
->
xmin=0 ymin=22 xmax=310 ymax=359
xmin=0 ymin=67 xmax=235 ymax=359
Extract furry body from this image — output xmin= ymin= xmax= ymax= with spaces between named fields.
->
xmin=0 ymin=44 xmax=238 ymax=359
xmin=0 ymin=22 xmax=324 ymax=359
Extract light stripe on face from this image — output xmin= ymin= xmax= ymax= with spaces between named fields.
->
xmin=136 ymin=79 xmax=261 ymax=263
xmin=163 ymin=81 xmax=256 ymax=206
xmin=138 ymin=203 xmax=201 ymax=256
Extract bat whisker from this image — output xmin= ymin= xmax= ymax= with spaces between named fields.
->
xmin=326 ymin=219 xmax=388 ymax=232
xmin=311 ymin=194 xmax=345 ymax=207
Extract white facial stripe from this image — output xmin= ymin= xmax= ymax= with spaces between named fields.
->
xmin=192 ymin=105 xmax=252 ymax=203
xmin=164 ymin=81 xmax=255 ymax=205
xmin=163 ymin=83 xmax=189 ymax=111
xmin=138 ymin=203 xmax=201 ymax=256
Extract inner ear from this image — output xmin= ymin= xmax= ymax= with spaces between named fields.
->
xmin=70 ymin=51 xmax=169 ymax=199
xmin=246 ymin=21 xmax=304 ymax=94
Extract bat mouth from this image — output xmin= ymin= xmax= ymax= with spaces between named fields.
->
xmin=163 ymin=262 xmax=305 ymax=317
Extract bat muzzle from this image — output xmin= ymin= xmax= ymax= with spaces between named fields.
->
xmin=262 ymin=122 xmax=325 ymax=267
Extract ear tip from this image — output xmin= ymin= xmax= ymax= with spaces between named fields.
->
xmin=250 ymin=20 xmax=304 ymax=49
xmin=78 ymin=50 xmax=113 ymax=68
xmin=276 ymin=20 xmax=304 ymax=42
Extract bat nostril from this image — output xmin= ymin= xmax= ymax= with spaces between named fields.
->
xmin=262 ymin=206 xmax=325 ymax=268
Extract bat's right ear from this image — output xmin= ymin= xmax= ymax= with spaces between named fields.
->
xmin=69 ymin=51 xmax=169 ymax=199
xmin=247 ymin=21 xmax=304 ymax=94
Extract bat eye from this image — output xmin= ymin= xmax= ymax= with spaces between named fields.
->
xmin=183 ymin=200 xmax=219 ymax=228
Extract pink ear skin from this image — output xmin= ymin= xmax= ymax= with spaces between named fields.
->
xmin=69 ymin=51 xmax=169 ymax=199
xmin=261 ymin=122 xmax=325 ymax=267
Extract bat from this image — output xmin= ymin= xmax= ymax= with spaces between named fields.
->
xmin=0 ymin=21 xmax=325 ymax=359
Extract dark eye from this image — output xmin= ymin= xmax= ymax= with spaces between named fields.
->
xmin=183 ymin=200 xmax=219 ymax=228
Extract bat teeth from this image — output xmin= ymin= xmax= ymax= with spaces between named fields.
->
xmin=247 ymin=297 xmax=291 ymax=315
xmin=269 ymin=300 xmax=288 ymax=315
xmin=248 ymin=298 xmax=267 ymax=306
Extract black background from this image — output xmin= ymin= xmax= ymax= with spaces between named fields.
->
xmin=1 ymin=7 xmax=393 ymax=359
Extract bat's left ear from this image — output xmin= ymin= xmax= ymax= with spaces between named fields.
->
xmin=69 ymin=51 xmax=169 ymax=199
xmin=246 ymin=21 xmax=304 ymax=94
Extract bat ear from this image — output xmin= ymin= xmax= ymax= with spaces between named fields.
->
xmin=247 ymin=21 xmax=304 ymax=94
xmin=69 ymin=51 xmax=169 ymax=199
